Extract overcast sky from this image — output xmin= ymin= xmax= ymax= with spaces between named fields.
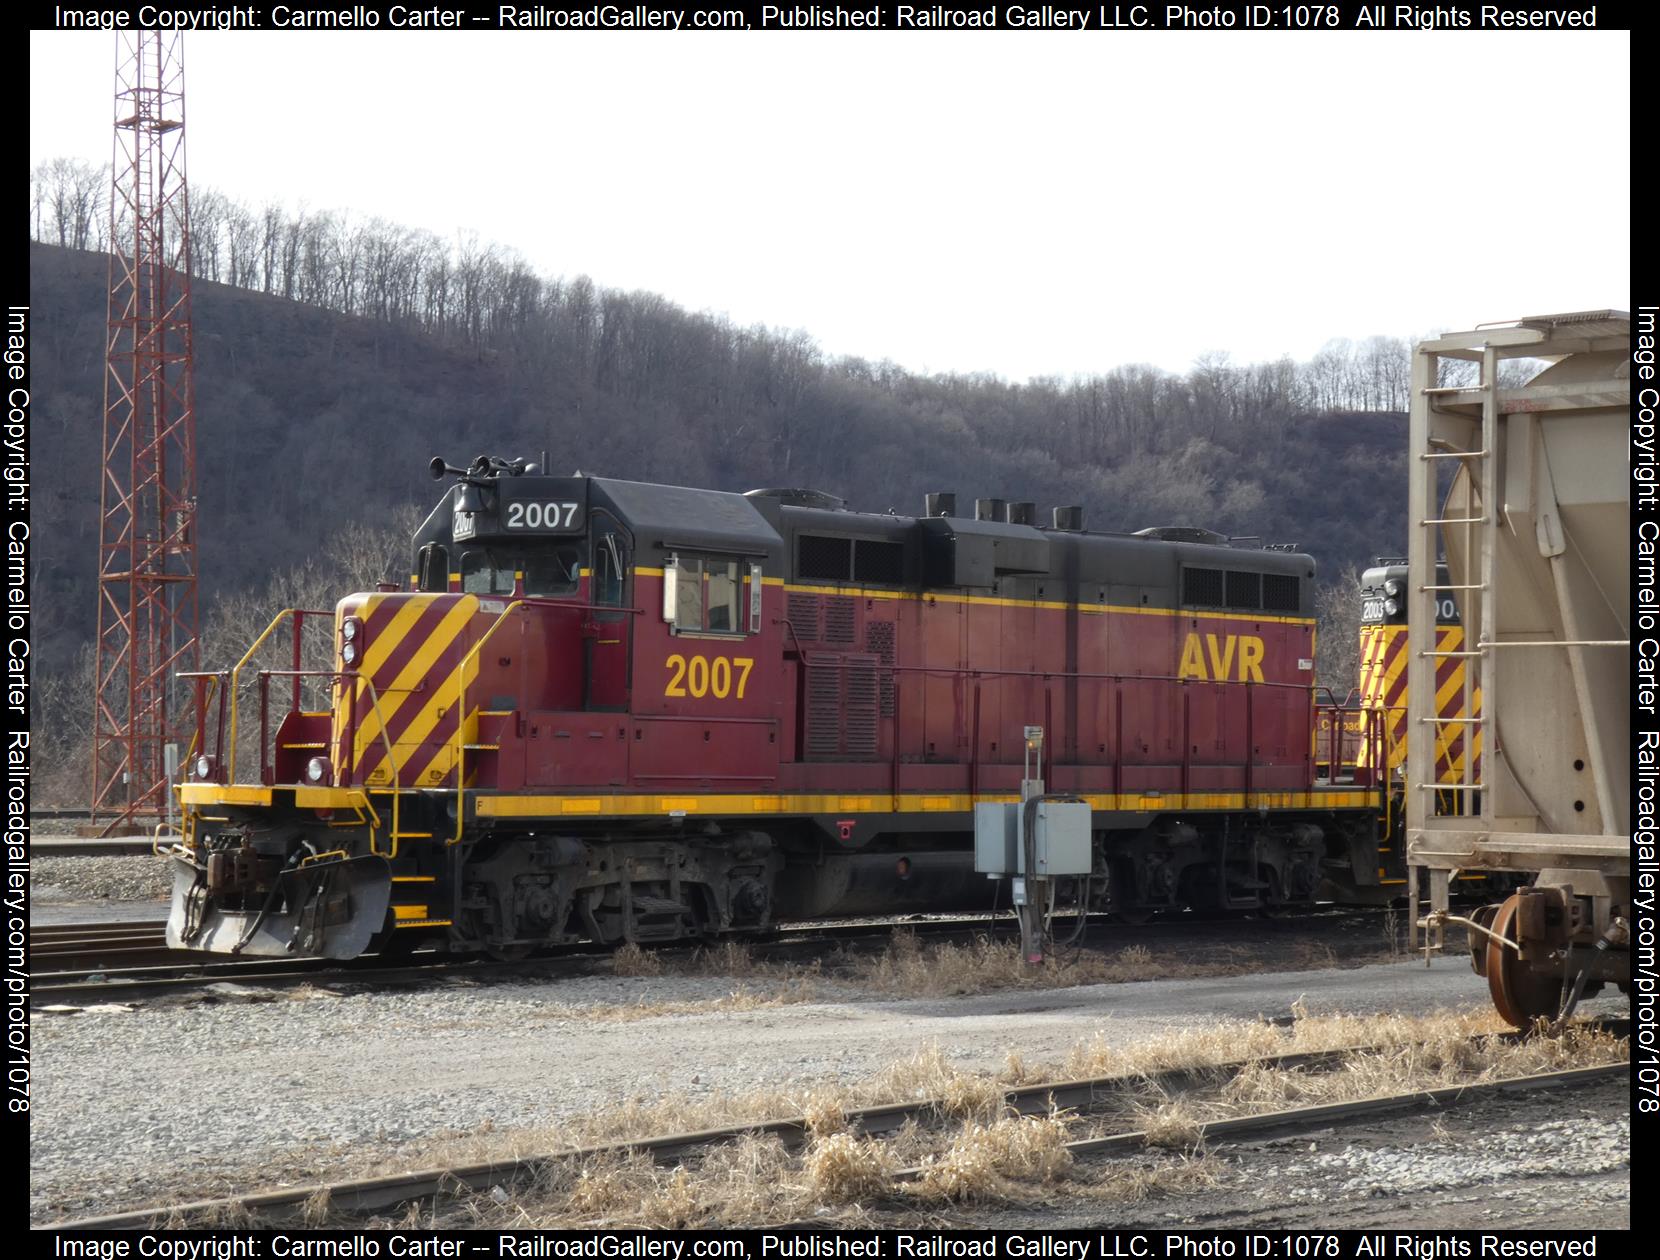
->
xmin=30 ymin=28 xmax=1630 ymax=380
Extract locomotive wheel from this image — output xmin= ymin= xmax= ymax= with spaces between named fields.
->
xmin=1486 ymin=894 xmax=1564 ymax=1028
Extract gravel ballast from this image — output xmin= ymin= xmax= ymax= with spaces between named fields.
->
xmin=28 ymin=955 xmax=1626 ymax=1224
xmin=33 ymin=854 xmax=173 ymax=903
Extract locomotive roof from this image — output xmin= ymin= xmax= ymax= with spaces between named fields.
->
xmin=592 ymin=476 xmax=783 ymax=557
xmin=410 ymin=467 xmax=1314 ymax=607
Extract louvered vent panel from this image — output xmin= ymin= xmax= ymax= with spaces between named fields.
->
xmin=824 ymin=596 xmax=856 ymax=644
xmin=804 ymin=653 xmax=843 ymax=759
xmin=865 ymin=621 xmax=896 ymax=717
xmin=842 ymin=654 xmax=880 ymax=758
xmin=1262 ymin=574 xmax=1301 ymax=613
xmin=788 ymin=592 xmax=821 ymax=641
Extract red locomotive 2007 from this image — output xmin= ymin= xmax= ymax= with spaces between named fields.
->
xmin=168 ymin=458 xmax=1397 ymax=961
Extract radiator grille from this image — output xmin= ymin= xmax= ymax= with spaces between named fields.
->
xmin=804 ymin=652 xmax=880 ymax=760
xmin=1225 ymin=570 xmax=1261 ymax=610
xmin=1182 ymin=567 xmax=1224 ymax=607
xmin=865 ymin=621 xmax=896 ymax=717
xmin=798 ymin=535 xmax=853 ymax=582
xmin=855 ymin=539 xmax=906 ymax=585
xmin=824 ymin=595 xmax=856 ymax=644
xmin=1263 ymin=573 xmax=1301 ymax=612
xmin=787 ymin=592 xmax=821 ymax=641
xmin=843 ymin=655 xmax=879 ymax=757
xmin=805 ymin=653 xmax=842 ymax=758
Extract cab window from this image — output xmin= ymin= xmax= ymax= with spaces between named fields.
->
xmin=460 ymin=545 xmax=582 ymax=597
xmin=594 ymin=534 xmax=626 ymax=607
xmin=523 ymin=546 xmax=582 ymax=596
xmin=666 ymin=554 xmax=742 ymax=634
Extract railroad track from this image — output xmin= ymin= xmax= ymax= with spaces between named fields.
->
xmin=31 ymin=905 xmax=1396 ymax=1002
xmin=32 ymin=836 xmax=158 ymax=856
xmin=47 ymin=1021 xmax=1629 ymax=1230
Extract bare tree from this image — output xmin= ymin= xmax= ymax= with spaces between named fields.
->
xmin=1315 ymin=563 xmax=1364 ymax=699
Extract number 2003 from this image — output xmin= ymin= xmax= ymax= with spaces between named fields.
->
xmin=665 ymin=653 xmax=754 ymax=700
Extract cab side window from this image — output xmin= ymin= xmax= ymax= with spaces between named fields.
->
xmin=665 ymin=554 xmax=743 ymax=635
xmin=594 ymin=534 xmax=626 ymax=607
xmin=706 ymin=560 xmax=740 ymax=632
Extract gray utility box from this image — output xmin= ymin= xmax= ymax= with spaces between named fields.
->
xmin=973 ymin=800 xmax=1092 ymax=877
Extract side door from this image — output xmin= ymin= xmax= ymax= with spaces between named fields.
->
xmin=584 ymin=520 xmax=631 ymax=711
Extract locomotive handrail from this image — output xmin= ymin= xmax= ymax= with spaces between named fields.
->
xmin=223 ymin=608 xmax=333 ymax=782
xmin=177 ymin=671 xmax=227 ymax=784
xmin=249 ymin=666 xmax=404 ymax=855
xmin=444 ymin=597 xmax=565 ymax=846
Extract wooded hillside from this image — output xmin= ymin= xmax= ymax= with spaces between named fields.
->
xmin=28 ymin=228 xmax=1416 ymax=684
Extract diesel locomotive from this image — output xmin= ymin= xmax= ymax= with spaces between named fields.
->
xmin=168 ymin=462 xmax=1392 ymax=960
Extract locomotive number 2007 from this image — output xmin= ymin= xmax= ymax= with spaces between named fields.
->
xmin=665 ymin=653 xmax=754 ymax=700
xmin=504 ymin=501 xmax=580 ymax=530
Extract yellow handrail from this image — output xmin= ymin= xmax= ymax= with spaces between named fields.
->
xmin=225 ymin=608 xmax=329 ymax=782
xmin=447 ymin=599 xmax=529 ymax=845
xmin=181 ymin=673 xmax=223 ymax=774
xmin=354 ymin=675 xmax=403 ymax=856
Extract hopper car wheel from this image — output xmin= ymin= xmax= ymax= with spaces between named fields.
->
xmin=487 ymin=943 xmax=536 ymax=962
xmin=1486 ymin=893 xmax=1564 ymax=1028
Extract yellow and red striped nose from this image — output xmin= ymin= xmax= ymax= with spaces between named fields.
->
xmin=333 ymin=593 xmax=485 ymax=789
xmin=1356 ymin=622 xmax=1482 ymax=780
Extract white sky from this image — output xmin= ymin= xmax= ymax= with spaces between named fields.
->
xmin=30 ymin=28 xmax=1631 ymax=381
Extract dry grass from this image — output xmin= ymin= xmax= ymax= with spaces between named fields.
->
xmin=1076 ymin=1151 xmax=1221 ymax=1203
xmin=609 ymin=944 xmax=662 ymax=977
xmin=590 ymin=922 xmax=1392 ymax=1013
xmin=300 ymin=1188 xmax=332 ymax=1227
xmin=174 ymin=1006 xmax=1621 ymax=1231
xmin=803 ymin=1132 xmax=897 ymax=1203
xmin=912 ymin=1112 xmax=1074 ymax=1202
xmin=867 ymin=1044 xmax=1009 ymax=1121
xmin=1132 ymin=1096 xmax=1207 ymax=1150
xmin=852 ymin=930 xmax=1250 ymax=997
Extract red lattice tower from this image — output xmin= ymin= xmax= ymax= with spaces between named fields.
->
xmin=91 ymin=32 xmax=201 ymax=831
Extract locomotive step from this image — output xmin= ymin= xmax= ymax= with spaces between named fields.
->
xmin=630 ymin=895 xmax=694 ymax=917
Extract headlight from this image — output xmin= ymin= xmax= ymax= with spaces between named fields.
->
xmin=306 ymin=756 xmax=331 ymax=785
xmin=341 ymin=617 xmax=361 ymax=642
xmin=1384 ymin=598 xmax=1400 ymax=616
xmin=341 ymin=641 xmax=359 ymax=666
xmin=1384 ymin=579 xmax=1401 ymax=597
xmin=194 ymin=755 xmax=213 ymax=780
